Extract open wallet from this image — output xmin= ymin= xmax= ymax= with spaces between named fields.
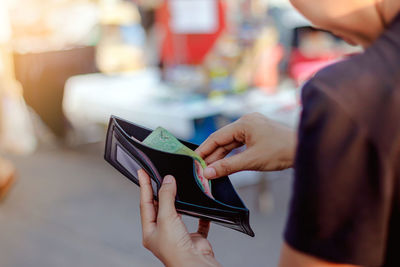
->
xmin=104 ymin=116 xmax=255 ymax=237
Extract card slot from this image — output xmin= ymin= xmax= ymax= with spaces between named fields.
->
xmin=107 ymin=130 xmax=161 ymax=198
xmin=114 ymin=129 xmax=162 ymax=185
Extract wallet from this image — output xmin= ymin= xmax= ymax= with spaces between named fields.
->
xmin=104 ymin=116 xmax=255 ymax=237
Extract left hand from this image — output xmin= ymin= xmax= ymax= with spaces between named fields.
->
xmin=138 ymin=169 xmax=222 ymax=267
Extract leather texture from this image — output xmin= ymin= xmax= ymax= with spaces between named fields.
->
xmin=104 ymin=116 xmax=255 ymax=237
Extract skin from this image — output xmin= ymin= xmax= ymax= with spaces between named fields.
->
xmin=289 ymin=0 xmax=400 ymax=48
xmin=198 ymin=113 xmax=296 ymax=178
xmin=138 ymin=170 xmax=221 ymax=267
xmin=139 ymin=0 xmax=400 ymax=266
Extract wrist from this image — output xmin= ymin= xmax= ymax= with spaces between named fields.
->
xmin=164 ymin=249 xmax=221 ymax=267
xmin=284 ymin=131 xmax=297 ymax=167
xmin=276 ymin=128 xmax=297 ymax=170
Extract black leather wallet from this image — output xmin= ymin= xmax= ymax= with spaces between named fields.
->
xmin=104 ymin=116 xmax=255 ymax=237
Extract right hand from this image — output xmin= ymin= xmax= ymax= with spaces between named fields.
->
xmin=195 ymin=113 xmax=296 ymax=179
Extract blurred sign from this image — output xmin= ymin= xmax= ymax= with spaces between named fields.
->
xmin=170 ymin=0 xmax=218 ymax=34
xmin=157 ymin=0 xmax=226 ymax=64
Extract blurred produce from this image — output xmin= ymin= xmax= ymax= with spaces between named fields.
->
xmin=252 ymin=27 xmax=283 ymax=93
xmin=204 ymin=1 xmax=282 ymax=96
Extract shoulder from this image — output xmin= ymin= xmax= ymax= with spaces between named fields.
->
xmin=302 ymin=53 xmax=385 ymax=116
xmin=299 ymin=64 xmax=358 ymax=135
xmin=302 ymin=30 xmax=400 ymax=115
xmin=286 ymin=58 xmax=398 ymax=266
xmin=301 ymin=52 xmax=400 ymax=155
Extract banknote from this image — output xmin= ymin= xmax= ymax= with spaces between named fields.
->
xmin=143 ymin=127 xmax=213 ymax=198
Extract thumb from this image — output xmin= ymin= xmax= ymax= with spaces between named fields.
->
xmin=157 ymin=175 xmax=178 ymax=221
xmin=203 ymin=152 xmax=252 ymax=179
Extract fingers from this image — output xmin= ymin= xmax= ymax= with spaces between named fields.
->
xmin=204 ymin=151 xmax=253 ymax=179
xmin=203 ymin=141 xmax=243 ymax=165
xmin=195 ymin=122 xmax=245 ymax=160
xmin=157 ymin=175 xmax=178 ymax=221
xmin=197 ymin=219 xmax=210 ymax=238
xmin=138 ymin=169 xmax=157 ymax=235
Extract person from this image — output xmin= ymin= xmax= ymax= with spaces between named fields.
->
xmin=138 ymin=0 xmax=400 ymax=266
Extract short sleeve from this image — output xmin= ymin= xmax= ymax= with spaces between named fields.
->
xmin=284 ymin=82 xmax=393 ymax=266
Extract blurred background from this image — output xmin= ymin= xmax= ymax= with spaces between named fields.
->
xmin=0 ymin=0 xmax=361 ymax=266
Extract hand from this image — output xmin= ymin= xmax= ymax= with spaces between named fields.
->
xmin=196 ymin=112 xmax=296 ymax=179
xmin=138 ymin=169 xmax=222 ymax=267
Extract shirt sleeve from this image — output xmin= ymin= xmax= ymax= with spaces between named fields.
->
xmin=284 ymin=82 xmax=393 ymax=266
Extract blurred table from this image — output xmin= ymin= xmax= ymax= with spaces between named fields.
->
xmin=212 ymin=86 xmax=300 ymax=128
xmin=64 ymin=69 xmax=300 ymax=143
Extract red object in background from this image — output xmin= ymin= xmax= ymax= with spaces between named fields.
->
xmin=156 ymin=0 xmax=226 ymax=65
xmin=288 ymin=49 xmax=340 ymax=85
xmin=287 ymin=27 xmax=349 ymax=85
xmin=253 ymin=44 xmax=284 ymax=93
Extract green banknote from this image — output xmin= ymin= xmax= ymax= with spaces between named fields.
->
xmin=143 ymin=127 xmax=212 ymax=196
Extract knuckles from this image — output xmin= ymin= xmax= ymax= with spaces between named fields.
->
xmin=240 ymin=112 xmax=266 ymax=125
xmin=217 ymin=160 xmax=232 ymax=175
xmin=239 ymin=112 xmax=270 ymax=135
xmin=241 ymin=112 xmax=263 ymax=121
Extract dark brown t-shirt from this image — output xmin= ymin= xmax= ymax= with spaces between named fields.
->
xmin=284 ymin=13 xmax=400 ymax=267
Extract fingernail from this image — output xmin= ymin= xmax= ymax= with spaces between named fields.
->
xmin=163 ymin=175 xmax=174 ymax=184
xmin=204 ymin=167 xmax=216 ymax=179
